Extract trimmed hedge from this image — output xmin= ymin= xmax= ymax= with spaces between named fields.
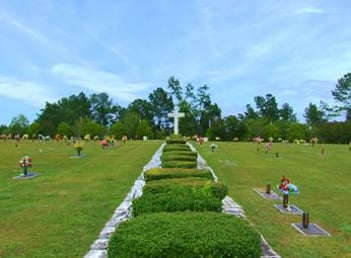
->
xmin=142 ymin=177 xmax=228 ymax=200
xmin=144 ymin=168 xmax=213 ymax=181
xmin=165 ymin=139 xmax=186 ymax=144
xmin=161 ymin=154 xmax=197 ymax=162
xmin=162 ymin=160 xmax=197 ymax=168
xmin=162 ymin=144 xmax=191 ymax=152
xmin=108 ymin=212 xmax=262 ymax=258
xmin=162 ymin=150 xmax=197 ymax=157
xmin=132 ymin=188 xmax=222 ymax=216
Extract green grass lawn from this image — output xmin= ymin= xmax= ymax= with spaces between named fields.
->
xmin=196 ymin=141 xmax=351 ymax=258
xmin=1 ymin=140 xmax=350 ymax=258
xmin=0 ymin=139 xmax=161 ymax=258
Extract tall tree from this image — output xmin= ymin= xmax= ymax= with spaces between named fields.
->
xmin=56 ymin=122 xmax=72 ymax=137
xmin=223 ymin=115 xmax=240 ymax=141
xmin=121 ymin=111 xmax=141 ymax=139
xmin=242 ymin=104 xmax=259 ymax=120
xmin=9 ymin=114 xmax=29 ymax=136
xmin=90 ymin=92 xmax=119 ymax=126
xmin=279 ymin=103 xmax=297 ymax=122
xmin=148 ymin=87 xmax=173 ymax=129
xmin=254 ymin=93 xmax=279 ymax=122
xmin=196 ymin=84 xmax=212 ymax=135
xmin=127 ymin=99 xmax=154 ymax=126
xmin=167 ymin=76 xmax=182 ymax=104
xmin=331 ymin=73 xmax=351 ymax=121
xmin=59 ymin=92 xmax=91 ymax=125
xmin=27 ymin=122 xmax=41 ymax=138
xmin=304 ymin=103 xmax=327 ymax=126
xmin=36 ymin=102 xmax=63 ymax=136
xmin=178 ymin=100 xmax=197 ymax=136
xmin=36 ymin=92 xmax=91 ymax=135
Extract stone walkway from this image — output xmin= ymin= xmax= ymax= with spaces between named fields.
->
xmin=84 ymin=142 xmax=280 ymax=258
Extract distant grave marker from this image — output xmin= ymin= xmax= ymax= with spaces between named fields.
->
xmin=14 ymin=156 xmax=41 ymax=179
xmin=72 ymin=140 xmax=86 ymax=158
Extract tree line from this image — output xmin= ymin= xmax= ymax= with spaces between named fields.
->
xmin=1 ymin=74 xmax=351 ymax=143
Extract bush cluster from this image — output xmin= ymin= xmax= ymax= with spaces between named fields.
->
xmin=144 ymin=168 xmax=213 ymax=181
xmin=163 ymin=144 xmax=191 ymax=152
xmin=161 ymin=154 xmax=197 ymax=162
xmin=143 ymin=177 xmax=228 ymax=199
xmin=132 ymin=178 xmax=227 ymax=216
xmin=162 ymin=160 xmax=197 ymax=168
xmin=108 ymin=212 xmax=262 ymax=258
xmin=165 ymin=139 xmax=186 ymax=144
xmin=162 ymin=150 xmax=197 ymax=156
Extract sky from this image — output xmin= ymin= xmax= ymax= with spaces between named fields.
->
xmin=1 ymin=0 xmax=351 ymax=126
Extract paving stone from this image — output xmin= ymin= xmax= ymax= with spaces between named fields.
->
xmin=99 ymin=227 xmax=116 ymax=239
xmin=84 ymin=250 xmax=107 ymax=258
xmin=91 ymin=239 xmax=109 ymax=250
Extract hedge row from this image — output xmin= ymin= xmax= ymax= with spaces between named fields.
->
xmin=108 ymin=212 xmax=262 ymax=258
xmin=132 ymin=178 xmax=227 ymax=216
xmin=162 ymin=144 xmax=191 ymax=152
xmin=132 ymin=189 xmax=222 ymax=216
xmin=108 ymin=139 xmax=262 ymax=257
xmin=144 ymin=168 xmax=213 ymax=181
xmin=162 ymin=160 xmax=197 ymax=168
xmin=162 ymin=150 xmax=197 ymax=157
xmin=165 ymin=139 xmax=186 ymax=144
xmin=161 ymin=154 xmax=197 ymax=162
xmin=142 ymin=177 xmax=228 ymax=199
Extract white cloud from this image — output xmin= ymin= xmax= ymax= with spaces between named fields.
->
xmin=0 ymin=75 xmax=57 ymax=106
xmin=50 ymin=63 xmax=150 ymax=102
xmin=296 ymin=6 xmax=325 ymax=14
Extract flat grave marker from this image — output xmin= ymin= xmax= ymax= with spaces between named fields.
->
xmin=291 ymin=212 xmax=331 ymax=236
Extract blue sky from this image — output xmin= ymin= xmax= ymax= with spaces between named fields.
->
xmin=1 ymin=0 xmax=351 ymax=125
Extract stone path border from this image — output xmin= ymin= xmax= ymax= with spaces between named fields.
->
xmin=84 ymin=142 xmax=280 ymax=258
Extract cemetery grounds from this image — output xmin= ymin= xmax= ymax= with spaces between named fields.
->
xmin=0 ymin=139 xmax=350 ymax=257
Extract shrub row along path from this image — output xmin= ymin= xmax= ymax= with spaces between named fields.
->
xmin=84 ymin=143 xmax=280 ymax=258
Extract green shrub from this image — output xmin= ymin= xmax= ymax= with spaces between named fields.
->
xmin=144 ymin=168 xmax=213 ymax=181
xmin=132 ymin=182 xmax=223 ymax=216
xmin=163 ymin=144 xmax=191 ymax=152
xmin=162 ymin=150 xmax=197 ymax=156
xmin=143 ymin=177 xmax=228 ymax=199
xmin=165 ymin=139 xmax=186 ymax=144
xmin=108 ymin=212 xmax=262 ymax=258
xmin=161 ymin=154 xmax=197 ymax=162
xmin=162 ymin=160 xmax=197 ymax=168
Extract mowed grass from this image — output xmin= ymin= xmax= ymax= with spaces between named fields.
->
xmin=1 ymin=140 xmax=350 ymax=258
xmin=0 ymin=139 xmax=161 ymax=258
xmin=196 ymin=142 xmax=351 ymax=258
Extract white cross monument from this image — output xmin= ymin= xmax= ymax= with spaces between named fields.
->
xmin=168 ymin=106 xmax=185 ymax=135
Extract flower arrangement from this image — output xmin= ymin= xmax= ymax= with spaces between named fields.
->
xmin=277 ymin=176 xmax=299 ymax=210
xmin=73 ymin=141 xmax=84 ymax=156
xmin=278 ymin=176 xmax=299 ymax=195
xmin=100 ymin=139 xmax=109 ymax=149
xmin=19 ymin=156 xmax=32 ymax=176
